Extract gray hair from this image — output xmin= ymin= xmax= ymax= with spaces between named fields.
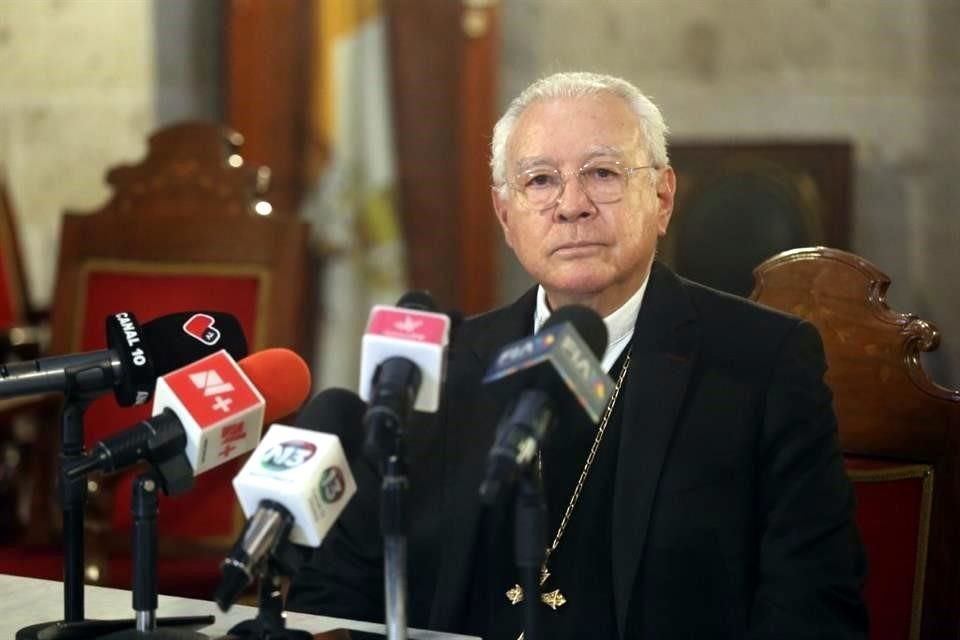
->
xmin=490 ymin=72 xmax=670 ymax=197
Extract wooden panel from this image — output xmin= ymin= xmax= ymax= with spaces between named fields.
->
xmin=458 ymin=2 xmax=499 ymax=314
xmin=388 ymin=0 xmax=499 ymax=314
xmin=224 ymin=0 xmax=312 ymax=216
xmin=387 ymin=0 xmax=463 ymax=310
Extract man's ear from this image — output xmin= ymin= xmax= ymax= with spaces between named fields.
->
xmin=655 ymin=166 xmax=677 ymax=237
xmin=491 ymin=186 xmax=514 ymax=249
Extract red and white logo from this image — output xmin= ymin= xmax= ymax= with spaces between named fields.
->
xmin=218 ymin=421 xmax=248 ymax=459
xmin=183 ymin=313 xmax=222 ymax=346
xmin=366 ymin=307 xmax=446 ymax=345
xmin=189 ymin=369 xmax=236 ymax=397
xmin=164 ymin=351 xmax=260 ymax=429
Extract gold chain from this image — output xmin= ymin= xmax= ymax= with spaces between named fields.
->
xmin=541 ymin=346 xmax=632 ymax=565
xmin=510 ymin=347 xmax=633 ymax=639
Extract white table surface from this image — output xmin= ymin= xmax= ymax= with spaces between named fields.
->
xmin=0 ymin=573 xmax=478 ymax=639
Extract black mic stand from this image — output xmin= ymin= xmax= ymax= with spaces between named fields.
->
xmin=515 ymin=464 xmax=547 ymax=640
xmin=98 ymin=470 xmax=212 ymax=640
xmin=222 ymin=543 xmax=312 ymax=640
xmin=364 ymin=358 xmax=418 ymax=640
xmin=16 ymin=385 xmax=211 ymax=640
xmin=381 ymin=452 xmax=409 ymax=640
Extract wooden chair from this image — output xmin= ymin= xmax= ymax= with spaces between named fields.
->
xmin=751 ymin=247 xmax=960 ymax=640
xmin=0 ymin=122 xmax=314 ymax=599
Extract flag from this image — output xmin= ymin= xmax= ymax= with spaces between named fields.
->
xmin=301 ymin=0 xmax=408 ymax=392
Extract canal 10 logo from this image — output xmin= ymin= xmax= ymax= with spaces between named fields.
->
xmin=259 ymin=439 xmax=347 ymax=504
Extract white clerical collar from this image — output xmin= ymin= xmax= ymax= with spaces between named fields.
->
xmin=533 ymin=274 xmax=649 ymax=373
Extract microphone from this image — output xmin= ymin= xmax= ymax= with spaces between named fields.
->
xmin=0 ymin=310 xmax=247 ymax=405
xmin=479 ymin=305 xmax=615 ymax=504
xmin=65 ymin=348 xmax=311 ymax=496
xmin=358 ymin=291 xmax=451 ymax=462
xmin=214 ymin=388 xmax=366 ymax=611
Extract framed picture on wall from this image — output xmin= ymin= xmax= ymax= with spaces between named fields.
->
xmin=662 ymin=142 xmax=853 ymax=297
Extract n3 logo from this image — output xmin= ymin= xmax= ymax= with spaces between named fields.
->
xmin=260 ymin=440 xmax=317 ymax=471
xmin=319 ymin=467 xmax=346 ymax=504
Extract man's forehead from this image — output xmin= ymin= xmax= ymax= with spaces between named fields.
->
xmin=508 ymin=95 xmax=643 ymax=167
xmin=514 ymin=145 xmax=629 ymax=170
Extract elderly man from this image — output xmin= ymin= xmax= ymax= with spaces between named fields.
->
xmin=289 ymin=72 xmax=867 ymax=639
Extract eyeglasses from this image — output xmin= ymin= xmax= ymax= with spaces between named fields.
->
xmin=510 ymin=159 xmax=657 ymax=211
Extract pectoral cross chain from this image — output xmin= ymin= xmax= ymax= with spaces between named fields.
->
xmin=504 ymin=567 xmax=567 ymax=610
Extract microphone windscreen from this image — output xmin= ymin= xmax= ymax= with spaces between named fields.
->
xmin=543 ymin=305 xmax=607 ymax=360
xmin=142 ymin=311 xmax=249 ymax=375
xmin=238 ymin=348 xmax=312 ymax=423
xmin=294 ymin=388 xmax=366 ymax=460
xmin=396 ymin=290 xmax=437 ymax=311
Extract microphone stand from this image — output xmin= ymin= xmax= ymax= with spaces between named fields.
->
xmin=515 ymin=463 xmax=546 ymax=640
xmin=98 ymin=472 xmax=212 ymax=639
xmin=16 ymin=395 xmax=107 ymax=639
xmin=61 ymin=395 xmax=91 ymax=624
xmin=222 ymin=546 xmax=312 ymax=640
xmin=381 ymin=453 xmax=409 ymax=640
xmin=364 ymin=358 xmax=418 ymax=640
xmin=17 ymin=387 xmax=212 ymax=640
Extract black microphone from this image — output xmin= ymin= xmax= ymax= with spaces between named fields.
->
xmin=479 ymin=305 xmax=613 ymax=504
xmin=295 ymin=387 xmax=366 ymax=458
xmin=0 ymin=310 xmax=247 ymax=405
xmin=214 ymin=388 xmax=366 ymax=611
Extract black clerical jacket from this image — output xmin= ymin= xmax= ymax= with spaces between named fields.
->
xmin=289 ymin=262 xmax=868 ymax=639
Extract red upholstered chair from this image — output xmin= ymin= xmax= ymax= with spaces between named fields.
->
xmin=752 ymin=247 xmax=960 ymax=640
xmin=0 ymin=123 xmax=313 ymax=600
xmin=0 ymin=173 xmax=26 ymax=337
xmin=0 ymin=171 xmax=47 ymax=361
xmin=1 ymin=172 xmax=57 ymax=550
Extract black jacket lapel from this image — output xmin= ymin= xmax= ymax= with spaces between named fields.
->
xmin=611 ymin=263 xmax=699 ymax=638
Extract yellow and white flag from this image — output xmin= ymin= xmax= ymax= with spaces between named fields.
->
xmin=301 ymin=0 xmax=408 ymax=391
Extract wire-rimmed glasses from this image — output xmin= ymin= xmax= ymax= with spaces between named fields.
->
xmin=510 ymin=159 xmax=657 ymax=211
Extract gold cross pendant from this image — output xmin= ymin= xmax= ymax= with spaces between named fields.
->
xmin=504 ymin=567 xmax=565 ymax=609
xmin=542 ymin=589 xmax=567 ymax=610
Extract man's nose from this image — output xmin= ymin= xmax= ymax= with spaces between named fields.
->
xmin=554 ymin=174 xmax=596 ymax=221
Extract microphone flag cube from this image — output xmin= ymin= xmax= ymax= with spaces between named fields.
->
xmin=232 ymin=424 xmax=357 ymax=547
xmin=153 ymin=349 xmax=265 ymax=474
xmin=359 ymin=305 xmax=451 ymax=412
xmin=482 ymin=321 xmax=614 ymax=423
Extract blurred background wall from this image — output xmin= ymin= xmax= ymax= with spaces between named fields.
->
xmin=0 ymin=0 xmax=957 ymax=387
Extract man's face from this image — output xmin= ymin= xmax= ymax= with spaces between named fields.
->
xmin=492 ymin=93 xmax=676 ymax=315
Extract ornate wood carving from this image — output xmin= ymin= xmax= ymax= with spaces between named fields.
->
xmin=77 ymin=122 xmax=271 ymax=220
